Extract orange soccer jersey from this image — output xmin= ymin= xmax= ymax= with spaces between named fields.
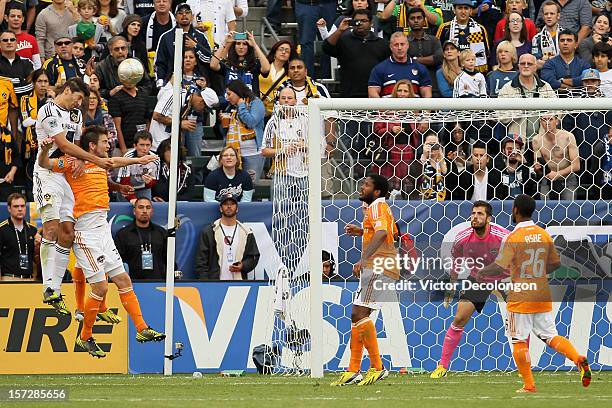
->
xmin=495 ymin=220 xmax=560 ymax=313
xmin=52 ymin=157 xmax=110 ymax=218
xmin=362 ymin=197 xmax=399 ymax=279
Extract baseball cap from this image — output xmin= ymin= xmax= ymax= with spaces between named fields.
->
xmin=442 ymin=40 xmax=460 ymax=50
xmin=175 ymin=2 xmax=192 ymax=13
xmin=502 ymin=134 xmax=524 ymax=148
xmin=219 ymin=193 xmax=238 ymax=205
xmin=581 ymin=68 xmax=600 ymax=82
xmin=453 ymin=0 xmax=475 ymax=7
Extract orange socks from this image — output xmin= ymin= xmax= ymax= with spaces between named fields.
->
xmin=549 ymin=336 xmax=580 ymax=364
xmin=348 ymin=322 xmax=364 ymax=372
xmin=81 ymin=292 xmax=103 ymax=341
xmin=357 ymin=318 xmax=382 ymax=370
xmin=72 ymin=267 xmax=86 ymax=312
xmin=512 ymin=342 xmax=535 ymax=390
xmin=119 ymin=287 xmax=147 ymax=332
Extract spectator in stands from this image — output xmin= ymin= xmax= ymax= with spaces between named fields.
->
xmin=368 ymin=32 xmax=432 ymax=97
xmin=381 ymin=0 xmax=443 ymax=35
xmin=71 ymin=37 xmax=86 ymax=59
xmin=494 ymin=0 xmax=537 ymax=43
xmin=96 ymin=0 xmax=126 ymax=37
xmin=0 ymin=113 xmax=18 ymax=199
xmin=409 ymin=132 xmax=457 ymax=200
xmin=188 ymin=0 xmax=236 ymax=48
xmin=95 ymin=35 xmax=151 ymax=98
xmin=493 ymin=136 xmax=538 ymax=199
xmin=532 ymin=114 xmax=580 ymax=199
xmin=108 ymin=65 xmax=151 ymax=153
xmin=453 ymin=50 xmax=488 ymax=97
xmin=472 ymin=0 xmax=504 ymax=47
xmin=371 ymin=80 xmax=420 ymax=197
xmin=35 ymin=0 xmax=78 ymax=60
xmin=487 ymin=40 xmax=518 ymax=96
xmin=456 ymin=140 xmax=502 ymax=200
xmin=498 ymin=53 xmax=556 ymax=142
xmin=152 ymin=138 xmax=194 ymax=202
xmin=118 ymin=130 xmax=160 ymax=202
xmin=0 ymin=193 xmax=38 ymax=280
xmin=5 ymin=3 xmax=41 ymax=69
xmin=436 ymin=39 xmax=462 ymax=97
xmin=536 ymin=0 xmax=592 ymax=44
xmin=204 ymin=146 xmax=253 ymax=202
xmin=114 ymin=197 xmax=168 ymax=279
xmin=223 ymin=79 xmax=265 ymax=182
xmin=322 ymin=9 xmax=389 ymax=98
xmin=84 ymin=88 xmax=117 ymax=152
xmin=68 ymin=0 xmax=107 ymax=60
xmin=210 ymin=30 xmax=269 ymax=95
xmin=155 ymin=3 xmax=212 ymax=89
xmin=259 ymin=40 xmax=297 ymax=118
xmin=492 ymin=12 xmax=531 ymax=66
xmin=194 ymin=192 xmax=260 ymax=280
xmin=436 ymin=0 xmax=490 ymax=74
xmin=2 ymin=0 xmax=38 ymax=33
xmin=139 ymin=0 xmax=175 ymax=58
xmin=444 ymin=122 xmax=471 ymax=173
xmin=317 ymin=0 xmax=378 ymax=40
xmin=541 ymin=29 xmax=591 ymax=92
xmin=43 ymin=37 xmax=91 ymax=88
xmin=593 ymin=125 xmax=612 ymax=199
xmin=124 ymin=0 xmax=154 ymax=17
xmin=0 ymin=30 xmax=33 ymax=100
xmin=20 ymin=69 xmax=50 ymax=197
xmin=120 ymin=14 xmax=148 ymax=72
xmin=532 ymin=1 xmax=563 ymax=69
xmin=294 ymin=0 xmax=336 ymax=79
xmin=404 ymin=7 xmax=443 ymax=77
xmin=592 ymin=41 xmax=612 ymax=96
xmin=577 ymin=13 xmax=611 ymax=62
xmin=262 ymin=87 xmax=308 ymax=199
xmin=0 ymin=74 xmax=17 ymax=135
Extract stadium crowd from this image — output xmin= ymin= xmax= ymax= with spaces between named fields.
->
xmin=0 ymin=0 xmax=610 ymax=280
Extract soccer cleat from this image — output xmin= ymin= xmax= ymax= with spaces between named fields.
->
xmin=516 ymin=387 xmax=536 ymax=393
xmin=75 ymin=337 xmax=106 ymax=358
xmin=357 ymin=368 xmax=388 ymax=386
xmin=74 ymin=310 xmax=84 ymax=322
xmin=43 ymin=288 xmax=70 ymax=316
xmin=97 ymin=310 xmax=122 ymax=324
xmin=578 ymin=356 xmax=592 ymax=388
xmin=136 ymin=327 xmax=166 ymax=343
xmin=330 ymin=371 xmax=363 ymax=386
xmin=430 ymin=364 xmax=448 ymax=379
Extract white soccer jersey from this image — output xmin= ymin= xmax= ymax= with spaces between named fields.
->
xmin=188 ymin=0 xmax=236 ymax=46
xmin=263 ymin=114 xmax=308 ymax=178
xmin=34 ymin=101 xmax=83 ymax=165
xmin=117 ymin=148 xmax=160 ymax=190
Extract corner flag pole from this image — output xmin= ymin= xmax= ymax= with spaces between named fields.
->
xmin=163 ymin=29 xmax=183 ymax=376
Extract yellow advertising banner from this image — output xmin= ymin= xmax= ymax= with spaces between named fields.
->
xmin=0 ymin=283 xmax=128 ymax=374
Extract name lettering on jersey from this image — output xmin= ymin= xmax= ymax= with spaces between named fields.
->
xmin=524 ymin=234 xmax=542 ymax=243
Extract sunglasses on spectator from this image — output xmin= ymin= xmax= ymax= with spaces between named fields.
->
xmin=519 ymin=62 xmax=535 ymax=66
xmin=1 ymin=38 xmax=16 ymax=43
xmin=55 ymin=40 xmax=72 ymax=46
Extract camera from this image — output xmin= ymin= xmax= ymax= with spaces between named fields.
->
xmin=233 ymin=32 xmax=247 ymax=40
xmin=348 ymin=19 xmax=362 ymax=27
xmin=431 ymin=143 xmax=442 ymax=150
xmin=602 ymin=34 xmax=610 ymax=44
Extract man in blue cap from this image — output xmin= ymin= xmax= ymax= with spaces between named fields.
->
xmin=436 ymin=0 xmax=491 ymax=73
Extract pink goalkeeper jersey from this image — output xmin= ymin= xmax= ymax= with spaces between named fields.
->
xmin=451 ymin=224 xmax=510 ymax=283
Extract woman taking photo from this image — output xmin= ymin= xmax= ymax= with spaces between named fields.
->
xmin=436 ymin=40 xmax=461 ymax=97
xmin=577 ymin=13 xmax=612 ymax=62
xmin=204 ymin=146 xmax=254 ymax=202
xmin=211 ymin=31 xmax=271 ymax=96
xmin=223 ymin=80 xmax=266 ymax=182
xmin=259 ymin=40 xmax=298 ymax=118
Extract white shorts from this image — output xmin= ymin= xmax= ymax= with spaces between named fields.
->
xmin=73 ymin=223 xmax=124 ymax=284
xmin=353 ymin=268 xmax=397 ymax=310
xmin=506 ymin=310 xmax=558 ymax=343
xmin=33 ymin=170 xmax=75 ymax=223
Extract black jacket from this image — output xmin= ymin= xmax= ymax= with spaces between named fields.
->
xmin=0 ymin=219 xmax=37 ymax=277
xmin=155 ymin=26 xmax=212 ymax=86
xmin=94 ymin=55 xmax=152 ymax=99
xmin=322 ymin=30 xmax=389 ymax=97
xmin=114 ymin=222 xmax=168 ymax=280
xmin=195 ymin=219 xmax=260 ymax=280
xmin=456 ymin=161 xmax=539 ymax=200
xmin=0 ymin=54 xmax=33 ymax=98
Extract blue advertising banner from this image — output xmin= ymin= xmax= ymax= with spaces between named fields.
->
xmin=128 ymin=281 xmax=612 ymax=373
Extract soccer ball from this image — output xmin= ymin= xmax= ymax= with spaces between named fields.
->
xmin=117 ymin=58 xmax=144 ymax=86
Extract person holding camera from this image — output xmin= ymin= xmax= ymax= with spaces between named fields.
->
xmin=154 ymin=2 xmax=212 ymax=88
xmin=210 ymin=30 xmax=270 ymax=96
xmin=194 ymin=193 xmax=260 ymax=281
xmin=577 ymin=13 xmax=611 ymax=63
xmin=409 ymin=132 xmax=458 ymax=200
xmin=322 ymin=9 xmax=389 ymax=98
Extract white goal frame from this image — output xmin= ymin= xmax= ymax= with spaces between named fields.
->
xmin=306 ymin=97 xmax=612 ymax=378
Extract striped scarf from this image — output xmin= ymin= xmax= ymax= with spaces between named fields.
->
xmin=449 ymin=18 xmax=487 ymax=72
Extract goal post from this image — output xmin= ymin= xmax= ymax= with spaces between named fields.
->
xmin=293 ymin=97 xmax=612 ymax=378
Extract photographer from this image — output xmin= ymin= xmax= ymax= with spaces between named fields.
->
xmin=322 ymin=9 xmax=389 ymax=98
xmin=409 ymin=132 xmax=458 ymax=200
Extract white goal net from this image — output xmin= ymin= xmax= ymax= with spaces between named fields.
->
xmin=264 ymin=98 xmax=612 ymax=377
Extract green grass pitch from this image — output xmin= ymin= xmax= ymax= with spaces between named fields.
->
xmin=1 ymin=372 xmax=611 ymax=407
